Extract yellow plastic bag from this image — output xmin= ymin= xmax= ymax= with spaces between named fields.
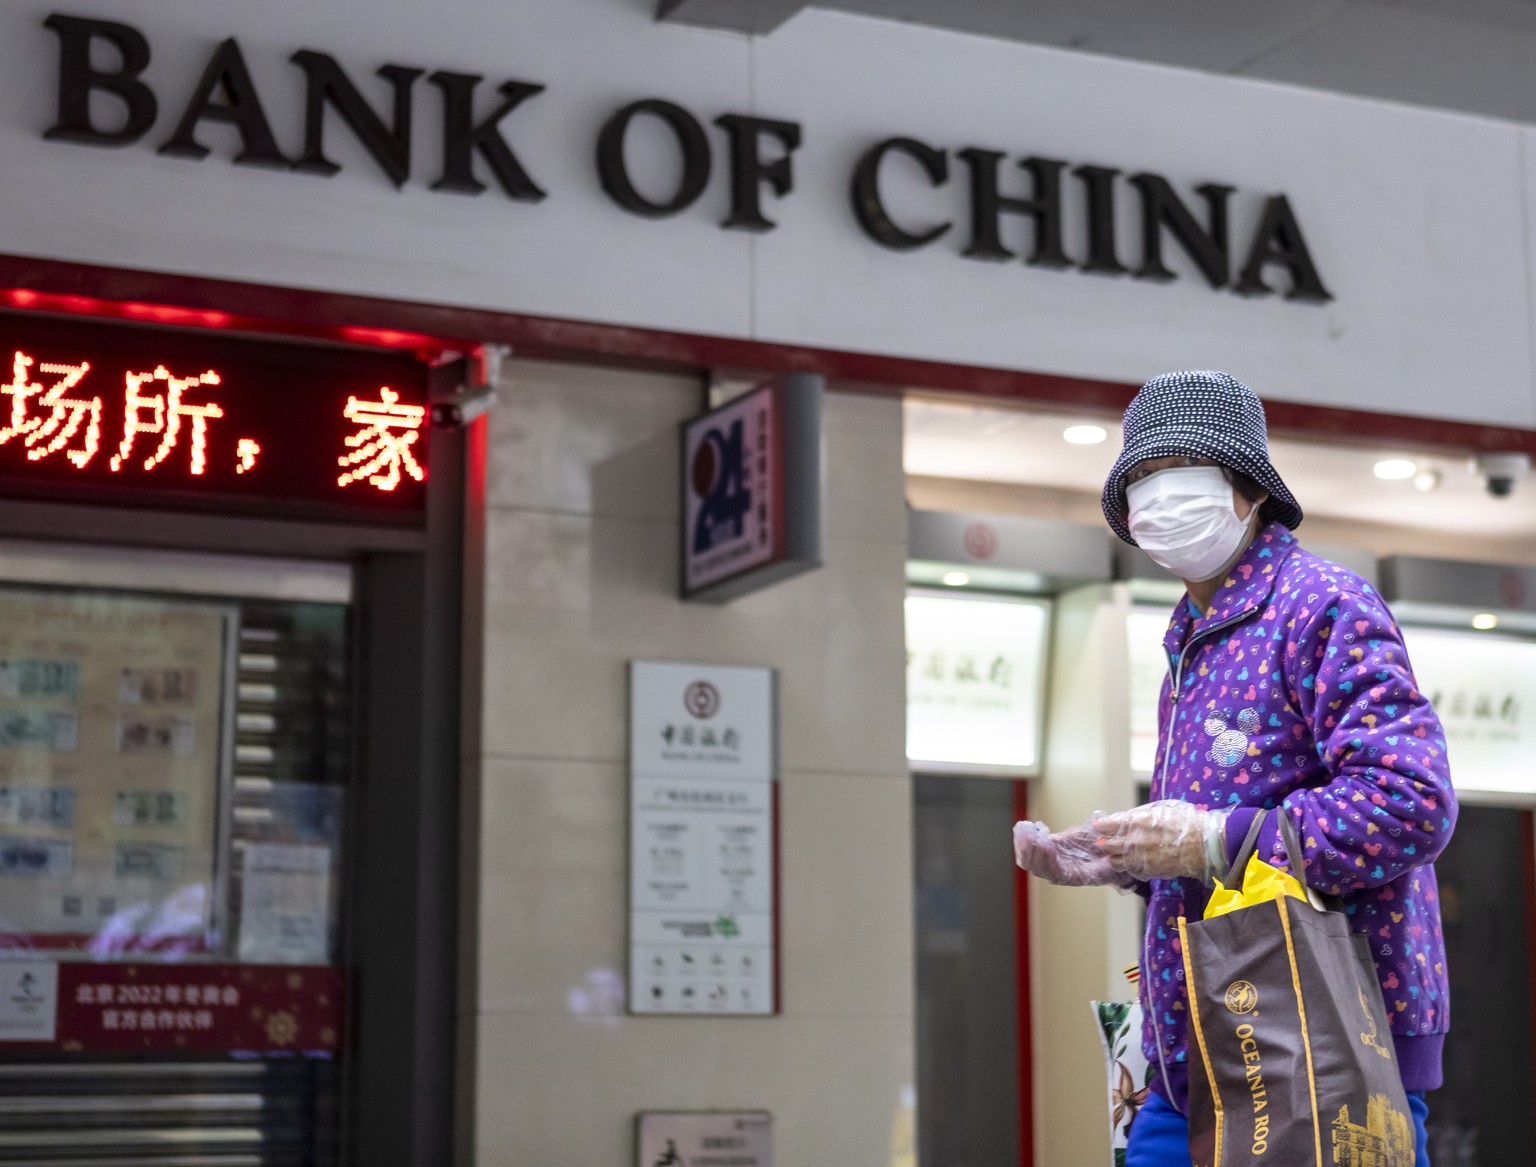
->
xmin=1203 ymin=850 xmax=1307 ymax=919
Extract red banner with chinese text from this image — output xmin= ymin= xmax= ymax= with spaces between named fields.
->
xmin=3 ymin=963 xmax=343 ymax=1053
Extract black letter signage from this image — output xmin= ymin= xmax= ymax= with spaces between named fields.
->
xmin=1073 ymin=165 xmax=1126 ymax=275
xmin=1235 ymin=195 xmax=1333 ymax=302
xmin=957 ymin=150 xmax=1070 ymax=267
xmin=290 ymin=50 xmax=423 ymax=188
xmin=35 ymin=13 xmax=1335 ymax=307
xmin=1130 ymin=173 xmax=1232 ymax=288
xmin=429 ymin=73 xmax=546 ymax=201
xmin=597 ymin=99 xmax=711 ymax=217
xmin=850 ymin=138 xmax=951 ymax=251
xmin=43 ymin=14 xmax=158 ymax=147
xmin=715 ymin=114 xmax=801 ymax=232
xmin=159 ymin=38 xmax=287 ymax=166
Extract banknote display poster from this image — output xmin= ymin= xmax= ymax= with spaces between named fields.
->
xmin=0 ymin=587 xmax=236 ymax=951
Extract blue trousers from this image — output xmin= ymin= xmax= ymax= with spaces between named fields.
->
xmin=1125 ymin=1089 xmax=1431 ymax=1167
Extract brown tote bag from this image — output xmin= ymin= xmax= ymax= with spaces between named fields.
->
xmin=1178 ymin=810 xmax=1414 ymax=1167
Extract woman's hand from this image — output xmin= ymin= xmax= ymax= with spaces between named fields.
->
xmin=1013 ymin=819 xmax=1126 ymax=887
xmin=1092 ymin=800 xmax=1232 ymax=883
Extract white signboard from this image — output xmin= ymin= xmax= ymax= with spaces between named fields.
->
xmin=1127 ymin=608 xmax=1174 ymax=776
xmin=904 ymin=594 xmax=1050 ymax=774
xmin=1401 ymin=626 xmax=1536 ymax=798
xmin=0 ymin=960 xmax=57 ymax=1041
xmin=3 ymin=4 xmax=1533 ymax=431
xmin=636 ymin=1111 xmax=772 ymax=1167
xmin=628 ymin=663 xmax=776 ymax=1015
xmin=237 ymin=843 xmax=331 ymax=965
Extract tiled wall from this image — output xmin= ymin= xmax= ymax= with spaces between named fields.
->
xmin=467 ymin=359 xmax=912 ymax=1163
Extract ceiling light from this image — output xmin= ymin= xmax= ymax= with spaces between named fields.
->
xmin=1472 ymin=613 xmax=1499 ymax=631
xmin=1063 ymin=424 xmax=1108 ymax=445
xmin=1373 ymin=459 xmax=1417 ymax=481
xmin=941 ymin=571 xmax=971 ymax=587
xmin=1412 ymin=468 xmax=1442 ymax=493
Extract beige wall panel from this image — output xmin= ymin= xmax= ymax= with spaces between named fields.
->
xmin=819 ymin=391 xmax=909 ymax=546
xmin=485 ymin=361 xmax=907 ymax=540
xmin=478 ymin=510 xmax=908 ymax=776
xmin=476 ymin=756 xmax=626 ymax=1015
xmin=475 ymin=1012 xmax=915 ymax=1166
xmin=484 ymin=359 xmax=700 ymax=520
xmin=469 ymin=359 xmax=911 ymax=1165
xmin=474 ymin=759 xmax=913 ymax=1020
xmin=1030 ymin=583 xmax=1137 ymax=1167
xmin=769 ymin=768 xmax=913 ymax=1019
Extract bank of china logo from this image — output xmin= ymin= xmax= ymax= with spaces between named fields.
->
xmin=1225 ymin=980 xmax=1259 ymax=1015
xmin=1205 ymin=708 xmax=1261 ymax=767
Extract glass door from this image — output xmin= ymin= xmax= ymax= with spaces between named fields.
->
xmin=0 ymin=565 xmax=353 ymax=1167
xmin=913 ymin=774 xmax=1030 ymax=1167
xmin=1426 ymin=804 xmax=1536 ymax=1166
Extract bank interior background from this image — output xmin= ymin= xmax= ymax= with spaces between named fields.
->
xmin=901 ymin=392 xmax=1536 ymax=1167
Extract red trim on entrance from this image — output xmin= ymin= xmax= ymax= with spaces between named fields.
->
xmin=771 ymin=778 xmax=783 ymax=1017
xmin=3 ymin=253 xmax=1534 ymax=456
xmin=1012 ymin=779 xmax=1034 ymax=1167
xmin=1520 ymin=810 xmax=1536 ymax=1121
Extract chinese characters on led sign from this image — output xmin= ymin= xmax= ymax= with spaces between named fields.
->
xmin=2 ymin=351 xmax=420 ymax=490
xmin=337 ymin=388 xmax=425 ymax=491
xmin=0 ymin=317 xmax=429 ymax=517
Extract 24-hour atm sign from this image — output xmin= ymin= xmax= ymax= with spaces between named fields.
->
xmin=38 ymin=14 xmax=1332 ymax=304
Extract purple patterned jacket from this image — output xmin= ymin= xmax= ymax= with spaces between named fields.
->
xmin=1138 ymin=522 xmax=1455 ymax=1113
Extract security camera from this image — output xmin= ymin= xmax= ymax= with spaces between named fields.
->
xmin=429 ymin=344 xmax=508 ymax=427
xmin=1471 ymin=451 xmax=1531 ymax=498
xmin=429 ymin=382 xmax=497 ymax=427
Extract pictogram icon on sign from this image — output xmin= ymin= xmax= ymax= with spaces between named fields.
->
xmin=963 ymin=522 xmax=999 ymax=561
xmin=684 ymin=681 xmax=720 ymax=720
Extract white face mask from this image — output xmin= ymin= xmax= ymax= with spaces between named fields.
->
xmin=1126 ymin=465 xmax=1257 ymax=583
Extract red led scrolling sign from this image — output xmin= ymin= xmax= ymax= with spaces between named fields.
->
xmin=0 ymin=314 xmax=431 ymax=519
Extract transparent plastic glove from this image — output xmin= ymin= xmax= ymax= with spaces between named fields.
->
xmin=1092 ymin=800 xmax=1233 ymax=883
xmin=1012 ymin=820 xmax=1124 ymax=887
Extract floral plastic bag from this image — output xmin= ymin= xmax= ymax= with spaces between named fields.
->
xmin=1092 ymin=994 xmax=1154 ymax=1167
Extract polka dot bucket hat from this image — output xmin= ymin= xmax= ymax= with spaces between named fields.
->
xmin=1101 ymin=370 xmax=1303 ymax=545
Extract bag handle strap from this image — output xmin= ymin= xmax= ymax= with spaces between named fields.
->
xmin=1274 ymin=805 xmax=1333 ymax=912
xmin=1219 ymin=807 xmax=1334 ymax=912
xmin=1275 ymin=807 xmax=1308 ymax=885
xmin=1220 ymin=812 xmax=1268 ymax=889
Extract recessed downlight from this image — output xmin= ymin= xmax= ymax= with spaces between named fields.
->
xmin=1063 ymin=424 xmax=1108 ymax=446
xmin=1373 ymin=458 xmax=1418 ymax=481
xmin=1472 ymin=613 xmax=1499 ymax=631
xmin=941 ymin=571 xmax=971 ymax=587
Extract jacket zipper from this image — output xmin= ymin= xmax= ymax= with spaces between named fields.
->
xmin=1143 ymin=605 xmax=1254 ymax=1109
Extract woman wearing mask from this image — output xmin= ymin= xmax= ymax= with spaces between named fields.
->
xmin=1013 ymin=371 xmax=1454 ymax=1167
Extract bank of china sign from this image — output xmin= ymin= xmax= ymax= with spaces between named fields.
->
xmin=40 ymin=14 xmax=1331 ymax=304
xmin=905 ymin=593 xmax=1051 ymax=775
